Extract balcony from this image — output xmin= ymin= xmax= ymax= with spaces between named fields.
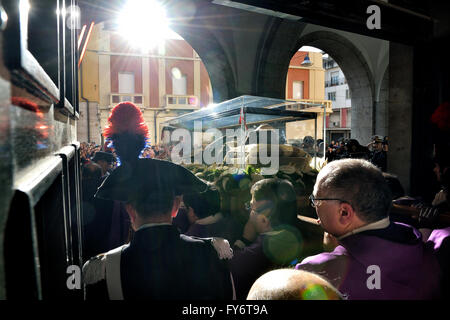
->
xmin=323 ymin=61 xmax=337 ymax=69
xmin=288 ymin=99 xmax=332 ymax=113
xmin=164 ymin=94 xmax=201 ymax=110
xmin=325 ymin=77 xmax=347 ymax=87
xmin=110 ymin=93 xmax=144 ymax=106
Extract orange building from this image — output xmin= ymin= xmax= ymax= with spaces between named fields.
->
xmin=285 ymin=50 xmax=331 ymax=141
xmin=286 ymin=51 xmax=326 ymax=101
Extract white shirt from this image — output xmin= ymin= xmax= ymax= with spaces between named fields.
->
xmin=136 ymin=222 xmax=172 ymax=232
xmin=337 ymin=217 xmax=390 ymax=240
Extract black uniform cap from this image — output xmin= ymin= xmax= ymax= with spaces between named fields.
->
xmin=94 ymin=158 xmax=208 ymax=203
xmin=372 ymin=136 xmax=383 ymax=144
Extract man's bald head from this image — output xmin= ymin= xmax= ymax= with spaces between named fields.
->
xmin=247 ymin=269 xmax=343 ymax=300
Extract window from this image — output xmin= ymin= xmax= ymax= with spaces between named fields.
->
xmin=293 ymin=81 xmax=304 ymax=99
xmin=324 ymin=60 xmax=336 ymax=69
xmin=328 ymin=92 xmax=336 ymax=101
xmin=346 ymin=89 xmax=351 ymax=99
xmin=172 ymin=68 xmax=187 ymax=95
xmin=134 ymin=96 xmax=143 ymax=104
xmin=118 ymin=72 xmax=135 ymax=94
xmin=331 ymin=72 xmax=339 ymax=86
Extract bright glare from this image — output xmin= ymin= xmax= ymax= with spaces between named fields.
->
xmin=69 ymin=5 xmax=80 ymax=18
xmin=118 ymin=0 xmax=172 ymax=52
xmin=19 ymin=0 xmax=30 ymax=15
xmin=1 ymin=9 xmax=8 ymax=24
xmin=300 ymin=46 xmax=323 ymax=53
xmin=171 ymin=67 xmax=182 ymax=80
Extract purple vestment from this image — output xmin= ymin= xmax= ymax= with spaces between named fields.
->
xmin=295 ymin=222 xmax=442 ymax=300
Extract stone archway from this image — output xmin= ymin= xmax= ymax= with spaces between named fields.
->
xmin=292 ymin=31 xmax=375 ymax=145
xmin=166 ymin=3 xmax=383 ymax=145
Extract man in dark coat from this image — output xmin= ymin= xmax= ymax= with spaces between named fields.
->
xmin=81 ymin=162 xmax=118 ymax=261
xmin=82 ymin=159 xmax=235 ymax=300
xmin=369 ymin=136 xmax=387 ymax=171
xmin=82 ymin=102 xmax=234 ymax=300
xmin=295 ymin=159 xmax=442 ymax=299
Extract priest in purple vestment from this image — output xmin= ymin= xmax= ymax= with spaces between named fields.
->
xmin=295 ymin=159 xmax=442 ymax=300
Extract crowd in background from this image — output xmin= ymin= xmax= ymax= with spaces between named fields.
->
xmin=325 ymin=135 xmax=388 ymax=171
xmin=80 ymin=142 xmax=103 ymax=165
xmin=80 ymin=142 xmax=172 ymax=167
xmin=81 ymin=135 xmax=388 ymax=171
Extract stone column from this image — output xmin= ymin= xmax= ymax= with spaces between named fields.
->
xmin=388 ymin=43 xmax=413 ymax=193
xmin=158 ymin=42 xmax=166 ymax=107
xmin=97 ymin=24 xmax=111 ymax=144
xmin=98 ymin=25 xmax=111 ymax=108
xmin=142 ymin=57 xmax=150 ymax=107
xmin=194 ymin=50 xmax=201 ymax=101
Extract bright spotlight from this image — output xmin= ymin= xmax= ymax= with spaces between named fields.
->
xmin=118 ymin=0 xmax=171 ymax=52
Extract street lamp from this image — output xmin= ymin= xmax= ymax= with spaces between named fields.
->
xmin=301 ymin=53 xmax=313 ymax=67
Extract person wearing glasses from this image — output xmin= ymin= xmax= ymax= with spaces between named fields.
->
xmin=295 ymin=158 xmax=442 ymax=299
xmin=230 ymin=178 xmax=303 ymax=299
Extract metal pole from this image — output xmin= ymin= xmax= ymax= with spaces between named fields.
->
xmin=240 ymin=97 xmax=245 ymax=171
xmin=323 ymin=104 xmax=326 ymax=158
xmin=314 ymin=116 xmax=317 ymax=170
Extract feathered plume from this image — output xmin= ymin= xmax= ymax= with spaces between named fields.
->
xmin=103 ymin=102 xmax=149 ymax=164
xmin=431 ymin=101 xmax=450 ymax=132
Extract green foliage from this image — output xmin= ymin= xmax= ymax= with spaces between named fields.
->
xmin=244 ymin=165 xmax=261 ymax=176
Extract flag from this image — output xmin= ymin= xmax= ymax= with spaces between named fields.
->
xmin=239 ymin=106 xmax=247 ymax=129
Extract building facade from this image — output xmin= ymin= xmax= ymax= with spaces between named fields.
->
xmin=78 ymin=22 xmax=213 ymax=145
xmin=323 ymin=54 xmax=352 ymax=143
xmin=79 ymin=29 xmax=331 ymax=147
xmin=285 ymin=51 xmax=331 ymax=142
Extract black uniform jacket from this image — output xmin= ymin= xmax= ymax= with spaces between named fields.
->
xmin=83 ymin=224 xmax=234 ymax=300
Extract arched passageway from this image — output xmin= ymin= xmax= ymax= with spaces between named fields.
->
xmin=290 ymin=31 xmax=376 ymax=145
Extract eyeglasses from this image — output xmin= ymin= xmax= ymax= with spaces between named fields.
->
xmin=309 ymin=194 xmax=350 ymax=208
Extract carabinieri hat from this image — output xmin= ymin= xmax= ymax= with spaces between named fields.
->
xmin=95 ymin=158 xmax=208 ymax=202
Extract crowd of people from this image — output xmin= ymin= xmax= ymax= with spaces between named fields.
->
xmin=79 ymin=102 xmax=449 ymax=301
xmin=325 ymin=136 xmax=388 ymax=171
xmin=81 ymin=142 xmax=173 ymax=166
xmin=80 ymin=142 xmax=102 ymax=165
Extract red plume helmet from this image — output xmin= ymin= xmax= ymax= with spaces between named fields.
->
xmin=103 ymin=102 xmax=149 ymax=164
xmin=104 ymin=102 xmax=149 ymax=138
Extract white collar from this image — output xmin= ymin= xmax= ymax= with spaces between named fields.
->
xmin=196 ymin=213 xmax=223 ymax=225
xmin=337 ymin=217 xmax=390 ymax=240
xmin=136 ymin=222 xmax=172 ymax=232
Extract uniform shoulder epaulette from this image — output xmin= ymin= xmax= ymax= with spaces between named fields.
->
xmin=82 ymin=253 xmax=107 ymax=285
xmin=209 ymin=237 xmax=233 ymax=260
